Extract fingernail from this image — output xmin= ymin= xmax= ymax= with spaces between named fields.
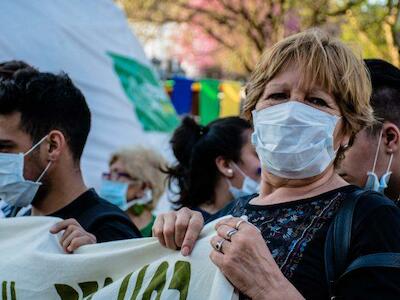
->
xmin=181 ymin=246 xmax=190 ymax=256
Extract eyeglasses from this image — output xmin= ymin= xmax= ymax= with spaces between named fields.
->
xmin=102 ymin=172 xmax=140 ymax=184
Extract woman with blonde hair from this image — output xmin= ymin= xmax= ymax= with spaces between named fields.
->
xmin=153 ymin=29 xmax=400 ymax=299
xmin=100 ymin=147 xmax=167 ymax=237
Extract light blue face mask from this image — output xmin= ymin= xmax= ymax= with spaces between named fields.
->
xmin=226 ymin=162 xmax=260 ymax=199
xmin=0 ymin=136 xmax=51 ymax=207
xmin=99 ymin=179 xmax=153 ymax=211
xmin=99 ymin=179 xmax=129 ymax=208
xmin=364 ymin=131 xmax=393 ymax=193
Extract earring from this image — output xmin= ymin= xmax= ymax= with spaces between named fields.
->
xmin=227 ymin=169 xmax=233 ymax=176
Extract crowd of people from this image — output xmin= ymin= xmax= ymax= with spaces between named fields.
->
xmin=1 ymin=29 xmax=400 ymax=298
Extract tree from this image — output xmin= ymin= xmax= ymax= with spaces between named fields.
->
xmin=341 ymin=1 xmax=400 ymax=67
xmin=117 ymin=0 xmax=399 ymax=76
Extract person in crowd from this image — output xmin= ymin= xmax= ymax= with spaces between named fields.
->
xmin=0 ymin=62 xmax=141 ymax=252
xmin=152 ymin=30 xmax=400 ymax=299
xmin=0 ymin=60 xmax=33 ymax=218
xmin=166 ymin=116 xmax=261 ymax=221
xmin=99 ymin=147 xmax=167 ymax=237
xmin=338 ymin=59 xmax=400 ymax=202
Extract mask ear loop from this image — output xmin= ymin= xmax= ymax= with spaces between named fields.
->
xmin=231 ymin=162 xmax=247 ymax=178
xmin=371 ymin=130 xmax=384 ymax=174
xmin=36 ymin=161 xmax=52 ymax=183
xmin=386 ymin=153 xmax=394 ymax=174
xmin=24 ymin=135 xmax=49 ymax=157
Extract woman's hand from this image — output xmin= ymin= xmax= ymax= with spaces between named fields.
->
xmin=152 ymin=207 xmax=204 ymax=256
xmin=50 ymin=218 xmax=97 ymax=253
xmin=210 ymin=217 xmax=304 ymax=300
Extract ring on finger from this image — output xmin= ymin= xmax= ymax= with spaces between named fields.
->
xmin=235 ymin=219 xmax=245 ymax=230
xmin=226 ymin=228 xmax=237 ymax=240
xmin=214 ymin=239 xmax=225 ymax=253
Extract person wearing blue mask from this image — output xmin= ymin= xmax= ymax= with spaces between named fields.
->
xmin=99 ymin=147 xmax=167 ymax=237
xmin=0 ymin=62 xmax=141 ymax=253
xmin=338 ymin=59 xmax=400 ymax=202
xmin=165 ymin=116 xmax=261 ymax=222
xmin=0 ymin=60 xmax=33 ymax=218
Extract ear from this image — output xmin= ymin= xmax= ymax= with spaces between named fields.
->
xmin=135 ymin=183 xmax=146 ymax=198
xmin=340 ymin=131 xmax=351 ymax=149
xmin=46 ymin=130 xmax=66 ymax=162
xmin=382 ymin=122 xmax=400 ymax=154
xmin=215 ymin=156 xmax=234 ymax=178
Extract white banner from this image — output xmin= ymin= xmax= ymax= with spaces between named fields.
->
xmin=0 ymin=217 xmax=235 ymax=300
xmin=0 ymin=0 xmax=178 ymax=193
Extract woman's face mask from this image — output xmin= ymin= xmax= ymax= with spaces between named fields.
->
xmin=99 ymin=178 xmax=153 ymax=211
xmin=252 ymin=101 xmax=340 ymax=179
xmin=226 ymin=162 xmax=260 ymax=199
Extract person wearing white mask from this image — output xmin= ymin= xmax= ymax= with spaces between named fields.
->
xmin=338 ymin=59 xmax=400 ymax=202
xmin=152 ymin=30 xmax=400 ymax=299
xmin=99 ymin=147 xmax=167 ymax=237
xmin=0 ymin=62 xmax=141 ymax=252
xmin=165 ymin=116 xmax=261 ymax=221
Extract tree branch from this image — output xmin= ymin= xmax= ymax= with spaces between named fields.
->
xmin=326 ymin=0 xmax=364 ymax=16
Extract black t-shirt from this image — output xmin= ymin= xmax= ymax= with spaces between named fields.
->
xmin=221 ymin=185 xmax=400 ymax=299
xmin=35 ymin=189 xmax=141 ymax=242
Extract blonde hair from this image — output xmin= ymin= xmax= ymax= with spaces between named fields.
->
xmin=244 ymin=29 xmax=375 ymax=139
xmin=110 ymin=147 xmax=167 ymax=209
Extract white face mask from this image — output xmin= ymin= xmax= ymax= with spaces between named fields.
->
xmin=226 ymin=162 xmax=260 ymax=199
xmin=0 ymin=136 xmax=51 ymax=207
xmin=252 ymin=101 xmax=340 ymax=179
xmin=364 ymin=130 xmax=393 ymax=193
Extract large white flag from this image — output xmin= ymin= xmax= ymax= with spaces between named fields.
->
xmin=0 ymin=0 xmax=179 ymax=192
xmin=0 ymin=217 xmax=235 ymax=300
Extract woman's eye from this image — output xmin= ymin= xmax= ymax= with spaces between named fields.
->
xmin=267 ymin=93 xmax=287 ymax=100
xmin=308 ymin=97 xmax=329 ymax=107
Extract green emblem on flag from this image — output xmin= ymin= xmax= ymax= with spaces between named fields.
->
xmin=108 ymin=52 xmax=179 ymax=132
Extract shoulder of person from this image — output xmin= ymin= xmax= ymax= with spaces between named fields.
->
xmin=348 ymin=189 xmax=400 ymax=254
xmin=352 ymin=189 xmax=399 ymax=227
xmin=79 ymin=192 xmax=141 ymax=236
xmin=233 ymin=193 xmax=258 ymax=210
xmin=85 ymin=202 xmax=142 ymax=241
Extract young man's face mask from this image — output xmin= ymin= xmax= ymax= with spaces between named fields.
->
xmin=364 ymin=130 xmax=393 ymax=193
xmin=0 ymin=136 xmax=51 ymax=207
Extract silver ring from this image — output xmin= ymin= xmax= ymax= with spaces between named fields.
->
xmin=235 ymin=219 xmax=245 ymax=230
xmin=214 ymin=239 xmax=225 ymax=253
xmin=226 ymin=228 xmax=237 ymax=240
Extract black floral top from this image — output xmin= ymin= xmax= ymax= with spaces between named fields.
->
xmin=215 ymin=185 xmax=400 ymax=299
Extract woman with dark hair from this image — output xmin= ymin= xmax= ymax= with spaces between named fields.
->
xmin=167 ymin=116 xmax=261 ymax=221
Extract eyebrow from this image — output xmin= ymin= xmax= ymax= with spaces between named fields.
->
xmin=265 ymin=83 xmax=289 ymax=89
xmin=0 ymin=139 xmax=16 ymax=146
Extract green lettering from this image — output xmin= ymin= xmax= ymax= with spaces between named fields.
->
xmin=78 ymin=282 xmax=98 ymax=298
xmin=103 ymin=277 xmax=113 ymax=287
xmin=130 ymin=265 xmax=149 ymax=300
xmin=142 ymin=262 xmax=169 ymax=300
xmin=10 ymin=282 xmax=15 ymax=300
xmin=117 ymin=272 xmax=133 ymax=300
xmin=2 ymin=281 xmax=7 ymax=300
xmin=168 ymin=261 xmax=191 ymax=300
xmin=54 ymin=284 xmax=79 ymax=300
